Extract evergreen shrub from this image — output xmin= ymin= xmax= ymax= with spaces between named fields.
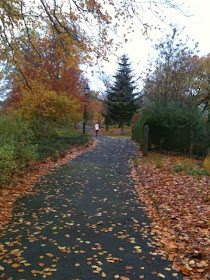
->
xmin=132 ymin=100 xmax=209 ymax=156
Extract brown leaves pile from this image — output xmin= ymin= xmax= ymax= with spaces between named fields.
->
xmin=0 ymin=138 xmax=97 ymax=230
xmin=132 ymin=153 xmax=210 ymax=280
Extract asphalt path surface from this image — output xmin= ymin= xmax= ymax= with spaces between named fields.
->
xmin=0 ymin=136 xmax=183 ymax=280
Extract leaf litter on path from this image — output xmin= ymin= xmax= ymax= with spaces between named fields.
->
xmin=0 ymin=138 xmax=97 ymax=230
xmin=0 ymin=137 xmax=185 ymax=279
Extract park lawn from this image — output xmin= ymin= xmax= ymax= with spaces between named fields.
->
xmin=132 ymin=152 xmax=209 ymax=280
xmin=93 ymin=126 xmax=132 ymax=138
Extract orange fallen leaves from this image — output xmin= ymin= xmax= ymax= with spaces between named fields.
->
xmin=125 ymin=266 xmax=133 ymax=270
xmin=11 ymin=263 xmax=20 ymax=268
xmin=132 ymin=152 xmax=210 ymax=280
xmin=181 ymin=267 xmax=191 ymax=275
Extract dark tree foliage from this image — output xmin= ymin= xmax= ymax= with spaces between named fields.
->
xmin=132 ymin=100 xmax=209 ymax=156
xmin=106 ymin=54 xmax=138 ymax=134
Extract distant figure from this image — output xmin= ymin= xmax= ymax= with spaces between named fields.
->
xmin=95 ymin=123 xmax=99 ymax=137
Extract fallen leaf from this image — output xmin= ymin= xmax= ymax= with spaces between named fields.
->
xmin=12 ymin=263 xmax=20 ymax=268
xmin=158 ymin=273 xmax=165 ymax=278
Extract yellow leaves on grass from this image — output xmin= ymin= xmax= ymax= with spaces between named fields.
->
xmin=203 ymin=155 xmax=210 ymax=172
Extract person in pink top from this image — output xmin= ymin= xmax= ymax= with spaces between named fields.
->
xmin=95 ymin=123 xmax=99 ymax=137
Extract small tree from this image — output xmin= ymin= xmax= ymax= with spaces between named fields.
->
xmin=106 ymin=54 xmax=138 ymax=134
xmin=17 ymin=82 xmax=81 ymax=139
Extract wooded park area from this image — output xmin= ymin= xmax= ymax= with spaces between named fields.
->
xmin=0 ymin=1 xmax=209 ymax=279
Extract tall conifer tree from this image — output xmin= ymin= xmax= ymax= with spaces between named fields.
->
xmin=106 ymin=54 xmax=138 ymax=134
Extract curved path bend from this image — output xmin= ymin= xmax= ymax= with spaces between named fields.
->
xmin=0 ymin=136 xmax=183 ymax=280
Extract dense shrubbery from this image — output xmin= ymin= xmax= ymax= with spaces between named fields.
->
xmin=132 ymin=100 xmax=209 ymax=156
xmin=0 ymin=113 xmax=37 ymax=184
xmin=0 ymin=111 xmax=89 ymax=187
xmin=18 ymin=85 xmax=81 ymax=140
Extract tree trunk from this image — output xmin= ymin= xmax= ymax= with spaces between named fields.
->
xmin=121 ymin=122 xmax=124 ymax=135
xmin=190 ymin=127 xmax=194 ymax=157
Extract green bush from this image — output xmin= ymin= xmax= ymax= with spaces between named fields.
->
xmin=0 ymin=111 xmax=90 ymax=186
xmin=132 ymin=100 xmax=209 ymax=156
xmin=0 ymin=144 xmax=17 ymax=183
xmin=0 ymin=114 xmax=37 ymax=185
xmin=28 ymin=116 xmax=61 ymax=140
xmin=132 ymin=113 xmax=148 ymax=147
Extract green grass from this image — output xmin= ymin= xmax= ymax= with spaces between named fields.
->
xmin=172 ymin=160 xmax=210 ymax=176
xmin=173 ymin=163 xmax=188 ymax=173
xmin=187 ymin=167 xmax=210 ymax=176
xmin=35 ymin=130 xmax=90 ymax=162
xmin=101 ymin=126 xmax=131 ymax=139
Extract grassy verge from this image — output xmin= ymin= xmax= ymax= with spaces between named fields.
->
xmin=98 ymin=126 xmax=131 ymax=139
xmin=0 ymin=131 xmax=95 ymax=229
xmin=35 ymin=130 xmax=90 ymax=162
xmin=134 ymin=153 xmax=210 ymax=176
xmin=0 ymin=127 xmax=90 ymax=188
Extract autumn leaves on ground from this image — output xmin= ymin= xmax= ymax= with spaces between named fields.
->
xmin=132 ymin=152 xmax=209 ymax=280
xmin=0 ymin=137 xmax=97 ymax=229
xmin=0 ymin=127 xmax=209 ymax=280
xmin=99 ymin=128 xmax=210 ymax=279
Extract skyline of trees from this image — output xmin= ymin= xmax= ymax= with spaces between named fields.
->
xmin=105 ymin=55 xmax=138 ymax=134
xmin=141 ymin=29 xmax=209 ymax=112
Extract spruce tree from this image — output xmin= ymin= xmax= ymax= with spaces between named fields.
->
xmin=106 ymin=54 xmax=138 ymax=134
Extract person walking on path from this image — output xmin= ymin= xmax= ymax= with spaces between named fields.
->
xmin=95 ymin=123 xmax=99 ymax=136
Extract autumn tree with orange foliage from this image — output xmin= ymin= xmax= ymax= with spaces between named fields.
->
xmin=192 ymin=54 xmax=210 ymax=111
xmin=0 ymin=0 xmax=187 ymax=107
xmin=5 ymin=28 xmax=86 ymax=102
xmin=86 ymin=91 xmax=104 ymax=125
xmin=2 ymin=27 xmax=87 ymax=134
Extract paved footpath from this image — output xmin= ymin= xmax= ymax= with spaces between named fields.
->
xmin=0 ymin=137 xmax=183 ymax=280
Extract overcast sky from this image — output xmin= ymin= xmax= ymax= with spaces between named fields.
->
xmin=85 ymin=0 xmax=210 ymax=93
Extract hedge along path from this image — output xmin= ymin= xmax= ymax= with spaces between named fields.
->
xmin=0 ymin=136 xmax=183 ymax=279
xmin=0 ymin=137 xmax=97 ymax=229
